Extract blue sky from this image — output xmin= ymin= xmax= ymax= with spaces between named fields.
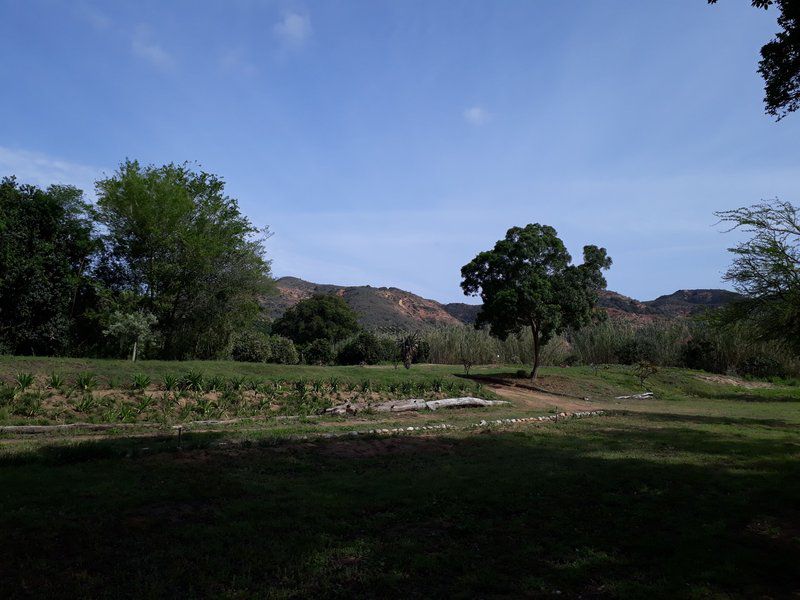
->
xmin=2 ymin=0 xmax=799 ymax=303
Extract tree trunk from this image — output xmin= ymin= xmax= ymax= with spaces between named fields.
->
xmin=132 ymin=339 xmax=138 ymax=363
xmin=530 ymin=321 xmax=540 ymax=381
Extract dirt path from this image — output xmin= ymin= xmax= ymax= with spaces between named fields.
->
xmin=486 ymin=382 xmax=597 ymax=412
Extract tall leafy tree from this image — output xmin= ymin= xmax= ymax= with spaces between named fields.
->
xmin=272 ymin=294 xmax=360 ymax=345
xmin=709 ymin=0 xmax=800 ymax=119
xmin=0 ymin=177 xmax=98 ymax=355
xmin=715 ymin=199 xmax=800 ymax=352
xmin=461 ymin=224 xmax=611 ymax=380
xmin=94 ymin=160 xmax=273 ymax=359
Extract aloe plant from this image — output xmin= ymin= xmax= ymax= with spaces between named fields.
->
xmin=74 ymin=372 xmax=98 ymax=393
xmin=181 ymin=370 xmax=205 ymax=392
xmin=162 ymin=373 xmax=179 ymax=391
xmin=131 ymin=373 xmax=151 ymax=391
xmin=14 ymin=372 xmax=35 ymax=392
xmin=47 ymin=372 xmax=65 ymax=390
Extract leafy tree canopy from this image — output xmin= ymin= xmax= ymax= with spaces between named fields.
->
xmin=709 ymin=0 xmax=800 ymax=119
xmin=93 ymin=160 xmax=273 ymax=359
xmin=461 ymin=224 xmax=611 ymax=379
xmin=273 ymin=294 xmax=360 ymax=345
xmin=715 ymin=199 xmax=800 ymax=352
xmin=0 ymin=177 xmax=99 ymax=355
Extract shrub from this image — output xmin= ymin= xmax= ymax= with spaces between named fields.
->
xmin=230 ymin=331 xmax=272 ymax=363
xmin=739 ymin=355 xmax=786 ymax=379
xmin=336 ymin=332 xmax=385 ymax=365
xmin=303 ymin=339 xmax=334 ymax=365
xmin=269 ymin=335 xmax=299 ymax=365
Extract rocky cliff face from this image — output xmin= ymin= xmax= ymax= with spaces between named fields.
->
xmin=263 ymin=276 xmax=740 ymax=329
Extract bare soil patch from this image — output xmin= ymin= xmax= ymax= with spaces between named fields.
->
xmin=486 ymin=382 xmax=596 ymax=412
xmin=696 ymin=374 xmax=774 ymax=389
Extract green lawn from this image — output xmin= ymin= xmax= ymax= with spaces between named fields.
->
xmin=1 ymin=361 xmax=799 ymax=598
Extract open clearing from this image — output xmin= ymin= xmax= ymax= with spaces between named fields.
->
xmin=1 ymin=361 xmax=799 ymax=598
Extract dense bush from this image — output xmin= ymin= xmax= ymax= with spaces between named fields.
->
xmin=268 ymin=336 xmax=299 ymax=365
xmin=230 ymin=331 xmax=272 ymax=363
xmin=272 ymin=295 xmax=360 ymax=345
xmin=303 ymin=338 xmax=334 ymax=365
xmin=336 ymin=332 xmax=387 ymax=365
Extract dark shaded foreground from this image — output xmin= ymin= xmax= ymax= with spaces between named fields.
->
xmin=1 ymin=412 xmax=799 ymax=599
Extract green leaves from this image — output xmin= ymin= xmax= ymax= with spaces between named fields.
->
xmin=93 ymin=160 xmax=274 ymax=359
xmin=272 ymin=295 xmax=360 ymax=346
xmin=461 ymin=223 xmax=611 ymax=378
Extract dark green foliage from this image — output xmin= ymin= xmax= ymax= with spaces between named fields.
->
xmin=715 ymin=200 xmax=800 ymax=352
xmin=93 ymin=160 xmax=273 ymax=359
xmin=461 ymin=224 xmax=611 ymax=379
xmin=302 ymin=339 xmax=334 ymax=365
xmin=268 ymin=336 xmax=299 ymax=365
xmin=709 ymin=1 xmax=800 ymax=119
xmin=272 ymin=295 xmax=360 ymax=346
xmin=230 ymin=331 xmax=272 ymax=363
xmin=336 ymin=332 xmax=386 ymax=365
xmin=414 ymin=339 xmax=430 ymax=363
xmin=0 ymin=177 xmax=99 ymax=355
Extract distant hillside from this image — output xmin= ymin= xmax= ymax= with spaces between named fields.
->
xmin=264 ymin=277 xmax=741 ymax=329
xmin=263 ymin=277 xmax=466 ymax=330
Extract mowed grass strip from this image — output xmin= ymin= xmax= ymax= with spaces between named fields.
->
xmin=1 ymin=403 xmax=799 ymax=599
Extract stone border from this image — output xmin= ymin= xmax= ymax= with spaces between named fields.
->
xmin=288 ymin=409 xmax=607 ymax=441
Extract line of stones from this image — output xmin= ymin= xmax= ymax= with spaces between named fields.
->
xmin=307 ymin=409 xmax=607 ymax=440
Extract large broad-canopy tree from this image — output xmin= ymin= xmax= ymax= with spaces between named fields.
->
xmin=0 ymin=177 xmax=99 ymax=355
xmin=709 ymin=0 xmax=800 ymax=119
xmin=272 ymin=294 xmax=360 ymax=346
xmin=715 ymin=199 xmax=800 ymax=352
xmin=461 ymin=224 xmax=612 ymax=380
xmin=93 ymin=160 xmax=273 ymax=359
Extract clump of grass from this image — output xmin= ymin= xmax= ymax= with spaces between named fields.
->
xmin=115 ymin=403 xmax=136 ymax=423
xmin=14 ymin=372 xmax=35 ymax=393
xmin=47 ymin=372 xmax=65 ymax=390
xmin=135 ymin=396 xmax=155 ymax=414
xmin=12 ymin=392 xmax=43 ymax=417
xmin=0 ymin=384 xmax=13 ymax=406
xmin=328 ymin=377 xmax=340 ymax=392
xmin=73 ymin=394 xmax=97 ymax=414
xmin=162 ymin=373 xmax=179 ymax=391
xmin=206 ymin=375 xmax=225 ymax=392
xmin=74 ymin=372 xmax=98 ymax=393
xmin=131 ymin=373 xmax=151 ymax=392
xmin=181 ymin=370 xmax=205 ymax=392
xmin=227 ymin=376 xmax=246 ymax=391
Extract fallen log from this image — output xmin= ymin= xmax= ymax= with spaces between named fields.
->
xmin=324 ymin=397 xmax=509 ymax=415
xmin=614 ymin=392 xmax=654 ymax=400
xmin=424 ymin=397 xmax=509 ymax=411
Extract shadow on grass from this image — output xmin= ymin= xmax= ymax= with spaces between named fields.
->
xmin=1 ymin=419 xmax=798 ymax=599
xmin=697 ymin=390 xmax=800 ymax=403
xmin=624 ymin=410 xmax=796 ymax=428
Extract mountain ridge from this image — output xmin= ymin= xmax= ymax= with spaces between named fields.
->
xmin=263 ymin=276 xmax=741 ymax=329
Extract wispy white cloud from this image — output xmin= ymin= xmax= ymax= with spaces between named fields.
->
xmin=0 ymin=147 xmax=104 ymax=197
xmin=463 ymin=106 xmax=491 ymax=125
xmin=131 ymin=26 xmax=176 ymax=70
xmin=77 ymin=2 xmax=112 ymax=30
xmin=273 ymin=12 xmax=311 ymax=48
xmin=218 ymin=48 xmax=259 ymax=77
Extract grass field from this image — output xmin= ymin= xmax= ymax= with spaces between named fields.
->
xmin=1 ymin=358 xmax=799 ymax=598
